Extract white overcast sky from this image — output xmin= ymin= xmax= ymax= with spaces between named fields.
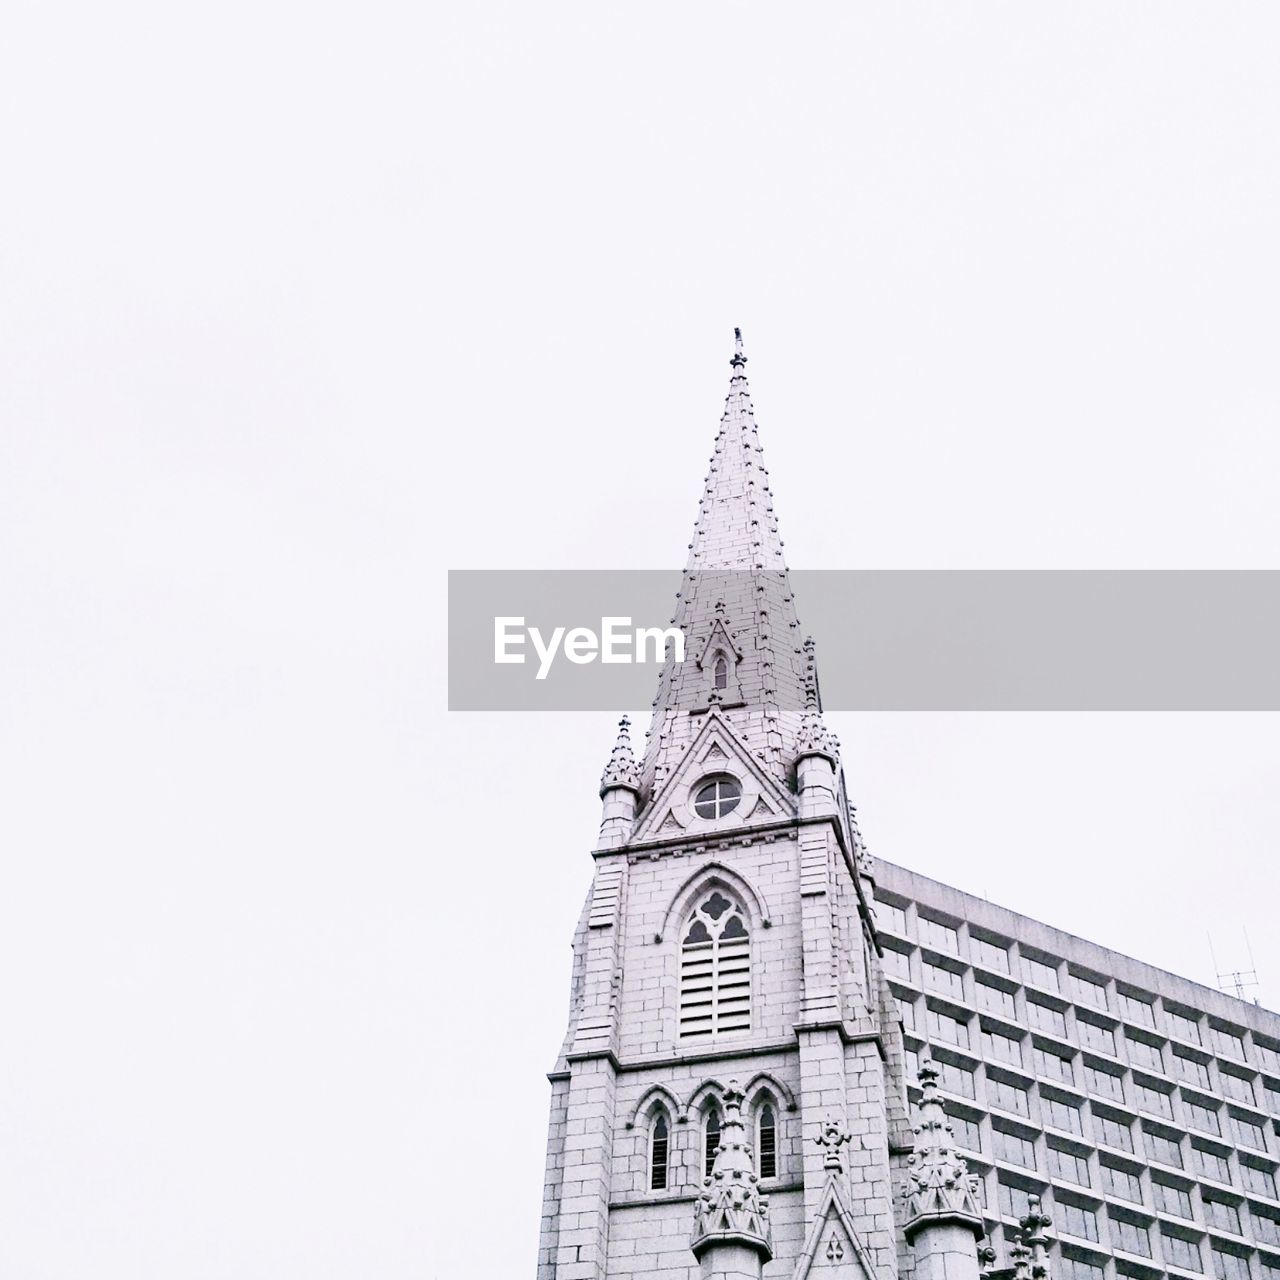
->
xmin=3 ymin=4 xmax=1279 ymax=1278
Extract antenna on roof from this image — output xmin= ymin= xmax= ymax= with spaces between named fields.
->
xmin=1209 ymin=930 xmax=1260 ymax=1004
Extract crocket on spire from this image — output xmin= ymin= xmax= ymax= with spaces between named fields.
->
xmin=638 ymin=329 xmax=810 ymax=802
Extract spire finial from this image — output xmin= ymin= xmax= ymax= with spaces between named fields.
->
xmin=813 ymin=1115 xmax=852 ymax=1173
xmin=599 ymin=715 xmax=642 ymax=797
xmin=1010 ymin=1240 xmax=1032 ymax=1280
xmin=690 ymin=1079 xmax=773 ymax=1262
xmin=731 ymin=327 xmax=747 ymax=371
xmin=1020 ymin=1195 xmax=1053 ymax=1280
xmin=796 ymin=636 xmax=838 ymax=765
xmin=902 ymin=1055 xmax=984 ymax=1241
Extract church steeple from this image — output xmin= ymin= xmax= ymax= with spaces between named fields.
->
xmin=539 ymin=330 xmax=913 ymax=1280
xmin=639 ymin=330 xmax=810 ymax=802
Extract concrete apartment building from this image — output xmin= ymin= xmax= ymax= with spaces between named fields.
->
xmin=876 ymin=859 xmax=1280 ymax=1280
xmin=536 ymin=333 xmax=1280 ymax=1280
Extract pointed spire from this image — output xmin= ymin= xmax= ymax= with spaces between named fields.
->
xmin=1020 ymin=1195 xmax=1052 ymax=1280
xmin=690 ymin=1081 xmax=773 ymax=1263
xmin=599 ymin=715 xmax=642 ymax=797
xmin=638 ymin=331 xmax=810 ymax=797
xmin=795 ymin=636 xmax=838 ymax=764
xmin=902 ymin=1057 xmax=984 ymax=1241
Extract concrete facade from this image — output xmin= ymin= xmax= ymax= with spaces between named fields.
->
xmin=876 ymin=859 xmax=1280 ymax=1280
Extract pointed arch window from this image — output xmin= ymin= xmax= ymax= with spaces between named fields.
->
xmin=649 ymin=1111 xmax=669 ymax=1191
xmin=713 ymin=654 xmax=729 ymax=690
xmin=679 ymin=890 xmax=751 ymax=1038
xmin=757 ymin=1102 xmax=777 ymax=1179
xmin=704 ymin=1105 xmax=721 ymax=1179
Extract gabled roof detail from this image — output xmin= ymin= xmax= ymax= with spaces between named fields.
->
xmin=694 ymin=601 xmax=744 ymax=669
xmin=791 ymin=1176 xmax=879 ymax=1280
xmin=632 ymin=709 xmax=796 ymax=845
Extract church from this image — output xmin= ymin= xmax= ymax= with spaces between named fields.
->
xmin=536 ymin=334 xmax=1280 ymax=1280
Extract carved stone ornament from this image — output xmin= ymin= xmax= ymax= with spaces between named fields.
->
xmin=1020 ymin=1194 xmax=1052 ymax=1280
xmin=901 ymin=1057 xmax=984 ymax=1241
xmin=690 ymin=1080 xmax=773 ymax=1262
xmin=813 ymin=1115 xmax=852 ymax=1173
xmin=794 ymin=637 xmax=838 ymax=765
xmin=599 ymin=715 xmax=642 ymax=797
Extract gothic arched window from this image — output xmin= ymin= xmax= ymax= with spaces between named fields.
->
xmin=757 ymin=1101 xmax=777 ymax=1179
xmin=679 ymin=890 xmax=751 ymax=1039
xmin=713 ymin=654 xmax=729 ymax=690
xmin=649 ymin=1111 xmax=669 ymax=1191
xmin=703 ymin=1104 xmax=721 ymax=1179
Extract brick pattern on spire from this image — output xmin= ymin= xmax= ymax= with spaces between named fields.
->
xmin=639 ymin=330 xmax=809 ymax=802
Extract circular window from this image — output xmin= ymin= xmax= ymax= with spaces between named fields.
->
xmin=693 ymin=775 xmax=742 ymax=819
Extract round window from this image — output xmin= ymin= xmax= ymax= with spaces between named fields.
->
xmin=693 ymin=775 xmax=742 ymax=819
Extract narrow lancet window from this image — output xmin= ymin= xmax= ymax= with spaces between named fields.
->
xmin=704 ymin=1106 xmax=721 ymax=1179
xmin=650 ymin=1112 xmax=669 ymax=1190
xmin=713 ymin=654 xmax=729 ymax=690
xmin=758 ymin=1102 xmax=777 ymax=1179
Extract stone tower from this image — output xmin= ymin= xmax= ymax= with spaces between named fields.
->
xmin=537 ymin=333 xmax=988 ymax=1280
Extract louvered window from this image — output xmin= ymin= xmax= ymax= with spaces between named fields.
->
xmin=757 ymin=1103 xmax=777 ymax=1179
xmin=649 ymin=1112 xmax=669 ymax=1190
xmin=679 ymin=892 xmax=751 ymax=1038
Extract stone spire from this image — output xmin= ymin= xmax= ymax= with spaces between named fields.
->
xmin=599 ymin=715 xmax=641 ymax=796
xmin=690 ymin=1080 xmax=773 ymax=1276
xmin=903 ymin=1058 xmax=984 ymax=1240
xmin=795 ymin=637 xmax=838 ymax=765
xmin=597 ymin=715 xmax=642 ymax=848
xmin=639 ymin=330 xmax=810 ymax=801
xmin=1019 ymin=1195 xmax=1052 ymax=1280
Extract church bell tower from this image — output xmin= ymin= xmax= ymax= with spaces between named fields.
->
xmin=536 ymin=333 xmax=987 ymax=1280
